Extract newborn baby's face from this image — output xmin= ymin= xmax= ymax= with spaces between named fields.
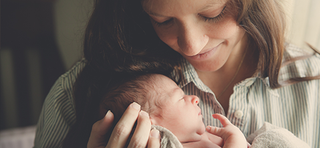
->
xmin=150 ymin=74 xmax=205 ymax=143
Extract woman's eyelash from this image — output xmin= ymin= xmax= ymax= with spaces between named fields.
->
xmin=153 ymin=18 xmax=173 ymax=26
xmin=153 ymin=6 xmax=227 ymax=26
xmin=202 ymin=6 xmax=226 ymax=23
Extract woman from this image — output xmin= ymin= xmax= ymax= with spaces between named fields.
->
xmin=34 ymin=0 xmax=320 ymax=148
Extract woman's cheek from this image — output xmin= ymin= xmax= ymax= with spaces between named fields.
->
xmin=153 ymin=25 xmax=178 ymax=48
xmin=206 ymin=17 xmax=240 ymax=39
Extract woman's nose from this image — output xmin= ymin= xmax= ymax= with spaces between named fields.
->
xmin=177 ymin=22 xmax=208 ymax=56
xmin=191 ymin=96 xmax=199 ymax=105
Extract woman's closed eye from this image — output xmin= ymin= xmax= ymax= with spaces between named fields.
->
xmin=152 ymin=18 xmax=174 ymax=26
xmin=200 ymin=6 xmax=226 ymax=23
xmin=152 ymin=6 xmax=227 ymax=26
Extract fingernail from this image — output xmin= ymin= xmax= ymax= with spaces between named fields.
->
xmin=206 ymin=126 xmax=211 ymax=131
xmin=212 ymin=114 xmax=217 ymax=118
xmin=150 ymin=128 xmax=160 ymax=138
xmin=105 ymin=110 xmax=113 ymax=118
xmin=106 ymin=110 xmax=111 ymax=116
xmin=140 ymin=110 xmax=149 ymax=117
xmin=131 ymin=102 xmax=141 ymax=110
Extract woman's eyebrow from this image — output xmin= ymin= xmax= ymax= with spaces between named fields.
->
xmin=142 ymin=5 xmax=167 ymax=17
xmin=144 ymin=1 xmax=223 ymax=17
xmin=198 ymin=2 xmax=223 ymax=12
xmin=147 ymin=11 xmax=166 ymax=17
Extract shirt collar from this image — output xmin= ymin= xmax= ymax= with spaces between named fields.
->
xmin=178 ymin=59 xmax=271 ymax=91
xmin=179 ymin=60 xmax=214 ymax=94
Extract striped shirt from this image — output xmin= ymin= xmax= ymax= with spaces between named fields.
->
xmin=34 ymin=44 xmax=320 ymax=148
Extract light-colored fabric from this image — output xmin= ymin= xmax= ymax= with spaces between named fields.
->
xmin=247 ymin=122 xmax=310 ymax=148
xmin=152 ymin=125 xmax=183 ymax=148
xmin=0 ymin=126 xmax=36 ymax=148
xmin=153 ymin=122 xmax=310 ymax=148
xmin=33 ymin=44 xmax=320 ymax=148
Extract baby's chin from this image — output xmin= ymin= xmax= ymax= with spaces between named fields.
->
xmin=178 ymin=124 xmax=206 ymax=143
xmin=196 ymin=123 xmax=206 ymax=135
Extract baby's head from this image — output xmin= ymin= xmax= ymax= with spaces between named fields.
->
xmin=100 ymin=74 xmax=205 ymax=143
xmin=100 ymin=74 xmax=161 ymax=122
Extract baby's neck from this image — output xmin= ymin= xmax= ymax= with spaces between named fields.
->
xmin=182 ymin=132 xmax=220 ymax=148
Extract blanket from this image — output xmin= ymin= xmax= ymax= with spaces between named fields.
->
xmin=152 ymin=125 xmax=183 ymax=148
xmin=152 ymin=122 xmax=310 ymax=148
xmin=247 ymin=122 xmax=310 ymax=148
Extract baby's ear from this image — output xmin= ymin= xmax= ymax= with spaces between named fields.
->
xmin=149 ymin=115 xmax=158 ymax=125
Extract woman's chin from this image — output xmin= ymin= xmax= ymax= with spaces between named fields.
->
xmin=189 ymin=61 xmax=221 ymax=72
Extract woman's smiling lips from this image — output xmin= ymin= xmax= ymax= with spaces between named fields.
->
xmin=187 ymin=43 xmax=222 ymax=61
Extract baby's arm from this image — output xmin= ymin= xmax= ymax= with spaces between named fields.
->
xmin=206 ymin=114 xmax=248 ymax=148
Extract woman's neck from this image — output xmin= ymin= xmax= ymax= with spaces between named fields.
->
xmin=195 ymin=42 xmax=259 ymax=113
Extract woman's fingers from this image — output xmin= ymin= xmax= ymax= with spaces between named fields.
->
xmin=106 ymin=102 xmax=141 ymax=148
xmin=127 ymin=111 xmax=152 ymax=148
xmin=147 ymin=129 xmax=161 ymax=148
xmin=87 ymin=110 xmax=115 ymax=148
xmin=88 ymin=102 xmax=160 ymax=148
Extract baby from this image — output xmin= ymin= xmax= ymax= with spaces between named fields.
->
xmin=99 ymin=74 xmax=248 ymax=148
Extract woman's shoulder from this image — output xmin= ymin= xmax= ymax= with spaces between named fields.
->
xmin=34 ymin=59 xmax=87 ymax=148
xmin=45 ymin=58 xmax=87 ymax=103
xmin=60 ymin=58 xmax=87 ymax=80
xmin=284 ymin=43 xmax=319 ymax=57
xmin=281 ymin=43 xmax=320 ymax=78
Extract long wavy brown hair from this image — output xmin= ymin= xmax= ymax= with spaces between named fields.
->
xmin=232 ymin=0 xmax=320 ymax=88
xmin=62 ymin=0 xmax=320 ymax=147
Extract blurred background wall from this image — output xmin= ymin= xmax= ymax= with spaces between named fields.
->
xmin=1 ymin=0 xmax=66 ymax=130
xmin=0 ymin=0 xmax=320 ymax=131
xmin=284 ymin=0 xmax=320 ymax=50
xmin=0 ymin=0 xmax=92 ymax=130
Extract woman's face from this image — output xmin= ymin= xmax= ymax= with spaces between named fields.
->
xmin=143 ymin=0 xmax=246 ymax=72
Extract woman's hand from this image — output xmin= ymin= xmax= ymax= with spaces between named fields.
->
xmin=87 ymin=102 xmax=161 ymax=148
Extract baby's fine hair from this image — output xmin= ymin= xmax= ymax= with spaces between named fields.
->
xmin=99 ymin=74 xmax=163 ymax=126
xmin=99 ymin=74 xmax=167 ymax=145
